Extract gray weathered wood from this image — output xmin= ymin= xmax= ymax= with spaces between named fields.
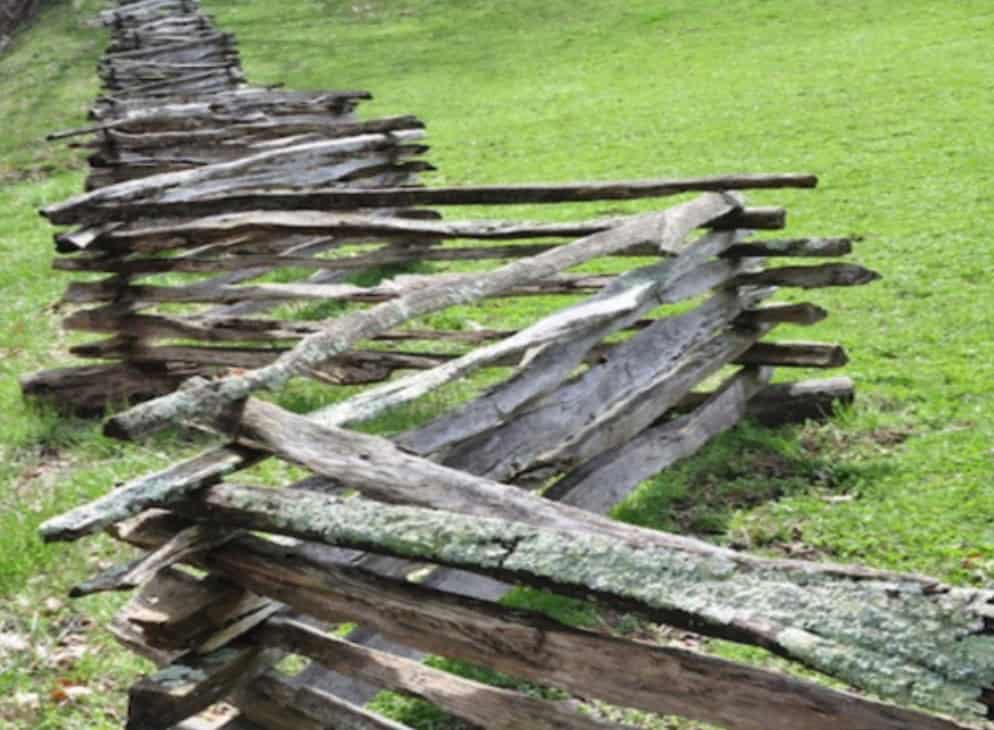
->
xmin=545 ymin=367 xmax=773 ymax=509
xmin=102 ymin=193 xmax=741 ymax=441
xmin=433 ymin=290 xmax=767 ymax=480
xmin=325 ymin=235 xmax=747 ymax=443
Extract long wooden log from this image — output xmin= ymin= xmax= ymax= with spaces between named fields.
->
xmin=65 ymin=210 xmax=624 ymax=252
xmin=61 ymin=270 xmax=612 ymax=306
xmin=737 ymin=340 xmax=849 ymax=368
xmin=97 ymin=115 xmax=424 ymax=151
xmin=102 ymin=193 xmax=742 ymax=441
xmin=138 ymin=495 xmax=994 ymax=724
xmin=41 ymin=167 xmax=804 ymax=225
xmin=115 ymin=516 xmax=982 ymax=730
xmin=722 ymin=236 xmax=854 ymax=257
xmin=262 ymin=617 xmax=630 ymax=730
xmin=55 ymin=212 xmax=817 ymax=259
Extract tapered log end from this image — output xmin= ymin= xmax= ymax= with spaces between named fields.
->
xmin=38 ymin=515 xmax=81 ymax=544
xmin=103 ymin=416 xmax=135 ymax=442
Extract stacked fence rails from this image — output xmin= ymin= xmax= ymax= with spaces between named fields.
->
xmin=21 ymin=0 xmax=430 ymax=411
xmin=40 ymin=185 xmax=994 ymax=730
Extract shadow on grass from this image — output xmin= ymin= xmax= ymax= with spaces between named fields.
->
xmin=610 ymin=416 xmax=903 ymax=554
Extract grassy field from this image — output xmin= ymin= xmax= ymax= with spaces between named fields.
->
xmin=1 ymin=0 xmax=993 ymax=727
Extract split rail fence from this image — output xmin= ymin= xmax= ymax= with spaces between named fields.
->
xmin=26 ymin=1 xmax=994 ymax=729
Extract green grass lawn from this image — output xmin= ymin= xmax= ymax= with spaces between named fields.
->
xmin=2 ymin=0 xmax=994 ymax=727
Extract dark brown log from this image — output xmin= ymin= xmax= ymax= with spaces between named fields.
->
xmin=735 ymin=302 xmax=828 ymax=326
xmin=19 ymin=361 xmax=191 ymax=414
xmin=737 ymin=340 xmax=849 ymax=368
xmin=740 ymin=376 xmax=855 ymax=425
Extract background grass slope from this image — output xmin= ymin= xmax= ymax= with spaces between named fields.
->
xmin=1 ymin=0 xmax=993 ymax=727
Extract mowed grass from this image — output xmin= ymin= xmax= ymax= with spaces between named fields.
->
xmin=1 ymin=0 xmax=993 ymax=727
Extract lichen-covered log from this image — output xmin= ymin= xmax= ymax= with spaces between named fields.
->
xmin=170 ymin=482 xmax=994 ymax=720
xmin=115 ymin=513 xmax=980 ymax=730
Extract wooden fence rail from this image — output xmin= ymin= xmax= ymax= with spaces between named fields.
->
xmin=25 ymin=2 xmax=991 ymax=730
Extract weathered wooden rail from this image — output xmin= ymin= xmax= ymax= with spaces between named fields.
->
xmin=27 ymin=1 xmax=994 ymax=729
